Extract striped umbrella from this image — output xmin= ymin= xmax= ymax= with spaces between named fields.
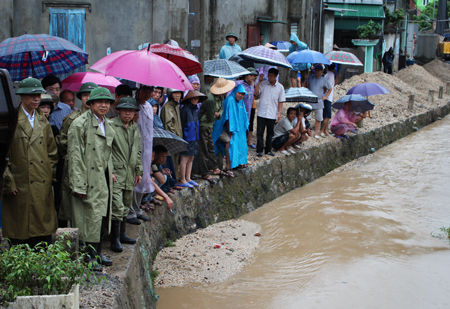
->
xmin=284 ymin=87 xmax=318 ymax=103
xmin=237 ymin=46 xmax=293 ymax=69
xmin=324 ymin=50 xmax=363 ymax=66
xmin=0 ymin=34 xmax=88 ymax=81
xmin=204 ymin=59 xmax=250 ymax=79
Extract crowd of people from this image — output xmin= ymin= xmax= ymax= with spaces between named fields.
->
xmin=1 ymin=32 xmax=366 ymax=272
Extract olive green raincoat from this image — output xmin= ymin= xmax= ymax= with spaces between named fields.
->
xmin=2 ymin=106 xmax=58 ymax=240
xmin=111 ymin=116 xmax=143 ymax=220
xmin=56 ymin=105 xmax=88 ymax=221
xmin=160 ymin=100 xmax=183 ymax=137
xmin=68 ymin=110 xmax=115 ymax=243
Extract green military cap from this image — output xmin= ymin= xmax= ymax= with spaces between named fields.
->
xmin=226 ymin=32 xmax=239 ymax=41
xmin=76 ymin=82 xmax=98 ymax=99
xmin=85 ymin=87 xmax=114 ymax=106
xmin=245 ymin=67 xmax=259 ymax=76
xmin=116 ymin=97 xmax=140 ymax=111
xmin=16 ymin=77 xmax=47 ymax=95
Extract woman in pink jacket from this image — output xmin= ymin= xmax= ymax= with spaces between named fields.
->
xmin=330 ymin=102 xmax=366 ymax=138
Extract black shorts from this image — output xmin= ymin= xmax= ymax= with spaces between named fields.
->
xmin=323 ymin=100 xmax=332 ymax=119
xmin=272 ymin=133 xmax=290 ymax=150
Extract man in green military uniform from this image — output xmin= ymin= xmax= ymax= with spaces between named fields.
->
xmin=57 ymin=82 xmax=98 ymax=225
xmin=110 ymin=97 xmax=142 ymax=252
xmin=68 ymin=87 xmax=115 ymax=271
xmin=2 ymin=78 xmax=58 ymax=247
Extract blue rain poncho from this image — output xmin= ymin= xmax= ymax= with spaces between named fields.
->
xmin=212 ymin=84 xmax=249 ymax=169
xmin=289 ymin=33 xmax=310 ymax=71
xmin=219 ymin=42 xmax=242 ymax=60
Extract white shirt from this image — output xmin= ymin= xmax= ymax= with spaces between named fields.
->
xmin=257 ymin=80 xmax=286 ymax=120
xmin=22 ymin=106 xmax=35 ymax=128
xmin=324 ymin=72 xmax=335 ymax=102
xmin=93 ymin=113 xmax=105 ymax=135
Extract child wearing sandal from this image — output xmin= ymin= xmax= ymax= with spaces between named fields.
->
xmin=152 ymin=145 xmax=181 ymax=193
xmin=179 ymin=90 xmax=207 ymax=188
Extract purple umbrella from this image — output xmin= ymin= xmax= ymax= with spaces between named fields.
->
xmin=346 ymin=83 xmax=390 ymax=97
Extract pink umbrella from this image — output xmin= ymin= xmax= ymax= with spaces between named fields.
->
xmin=148 ymin=43 xmax=202 ymax=75
xmin=61 ymin=72 xmax=122 ymax=93
xmin=90 ymin=48 xmax=193 ymax=91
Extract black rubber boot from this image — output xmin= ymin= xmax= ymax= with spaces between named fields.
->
xmin=120 ymin=218 xmax=137 ymax=244
xmin=97 ymin=218 xmax=113 ymax=266
xmin=97 ymin=239 xmax=113 ymax=266
xmin=110 ymin=220 xmax=123 ymax=252
xmin=84 ymin=243 xmax=102 ymax=272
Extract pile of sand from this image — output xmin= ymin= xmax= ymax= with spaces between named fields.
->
xmin=395 ymin=64 xmax=444 ymax=93
xmin=153 ymin=219 xmax=261 ymax=287
xmin=424 ymin=59 xmax=450 ymax=83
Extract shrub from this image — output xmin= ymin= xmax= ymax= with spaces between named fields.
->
xmin=0 ymin=237 xmax=103 ymax=305
xmin=357 ymin=20 xmax=382 ymax=39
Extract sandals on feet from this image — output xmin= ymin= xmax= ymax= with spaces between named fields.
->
xmin=188 ymin=180 xmax=199 ymax=187
xmin=179 ymin=182 xmax=194 ymax=188
xmin=150 ymin=198 xmax=162 ymax=206
xmin=202 ymin=175 xmax=217 ymax=184
xmin=223 ymin=169 xmax=236 ymax=179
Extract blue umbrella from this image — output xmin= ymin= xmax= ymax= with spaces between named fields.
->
xmin=346 ymin=82 xmax=390 ymax=97
xmin=287 ymin=49 xmax=331 ymax=65
xmin=332 ymin=94 xmax=375 ymax=113
xmin=204 ymin=59 xmax=250 ymax=79
xmin=284 ymin=87 xmax=318 ymax=103
xmin=270 ymin=41 xmax=291 ymax=52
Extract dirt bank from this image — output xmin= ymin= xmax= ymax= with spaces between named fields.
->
xmin=423 ymin=59 xmax=450 ymax=83
xmin=153 ymin=219 xmax=261 ymax=287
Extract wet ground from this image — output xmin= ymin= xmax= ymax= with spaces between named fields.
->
xmin=156 ymin=116 xmax=450 ymax=308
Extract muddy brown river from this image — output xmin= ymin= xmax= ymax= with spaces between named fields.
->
xmin=156 ymin=116 xmax=450 ymax=308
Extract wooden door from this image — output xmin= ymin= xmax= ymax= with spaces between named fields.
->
xmin=247 ymin=24 xmax=261 ymax=48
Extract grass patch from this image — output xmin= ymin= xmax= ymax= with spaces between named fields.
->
xmin=164 ymin=240 xmax=176 ymax=247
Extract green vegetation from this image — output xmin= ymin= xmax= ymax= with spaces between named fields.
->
xmin=413 ymin=1 xmax=450 ymax=30
xmin=383 ymin=6 xmax=406 ymax=26
xmin=0 ymin=237 xmax=103 ymax=305
xmin=357 ymin=20 xmax=382 ymax=39
xmin=151 ymin=270 xmax=159 ymax=286
xmin=164 ymin=240 xmax=176 ymax=247
xmin=440 ymin=226 xmax=450 ymax=238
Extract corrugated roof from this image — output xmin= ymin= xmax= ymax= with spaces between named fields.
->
xmin=334 ymin=18 xmax=383 ymax=30
xmin=327 ymin=4 xmax=385 ymax=19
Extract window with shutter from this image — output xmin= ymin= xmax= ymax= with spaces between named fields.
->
xmin=49 ymin=8 xmax=86 ymax=77
xmin=291 ymin=21 xmax=298 ymax=35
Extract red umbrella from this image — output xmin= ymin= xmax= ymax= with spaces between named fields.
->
xmin=148 ymin=44 xmax=202 ymax=75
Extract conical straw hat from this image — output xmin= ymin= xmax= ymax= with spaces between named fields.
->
xmin=210 ymin=78 xmax=236 ymax=95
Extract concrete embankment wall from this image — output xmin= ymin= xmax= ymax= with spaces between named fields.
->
xmin=115 ymin=102 xmax=450 ymax=309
